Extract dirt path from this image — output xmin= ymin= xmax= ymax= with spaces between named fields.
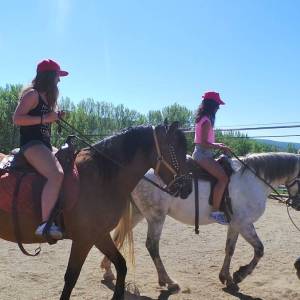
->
xmin=0 ymin=200 xmax=300 ymax=299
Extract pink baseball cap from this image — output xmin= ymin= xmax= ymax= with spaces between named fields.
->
xmin=37 ymin=59 xmax=69 ymax=76
xmin=202 ymin=91 xmax=225 ymax=105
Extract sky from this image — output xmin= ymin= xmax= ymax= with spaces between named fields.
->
xmin=1 ymin=0 xmax=300 ymax=143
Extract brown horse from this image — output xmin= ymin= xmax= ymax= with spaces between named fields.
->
xmin=0 ymin=122 xmax=192 ymax=300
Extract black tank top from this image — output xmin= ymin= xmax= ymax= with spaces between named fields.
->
xmin=20 ymin=93 xmax=52 ymax=150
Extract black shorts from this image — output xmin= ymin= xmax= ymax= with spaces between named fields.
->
xmin=20 ymin=140 xmax=52 ymax=154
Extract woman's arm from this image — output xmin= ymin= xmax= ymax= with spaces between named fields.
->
xmin=201 ymin=121 xmax=230 ymax=152
xmin=13 ymin=90 xmax=60 ymax=126
xmin=13 ymin=89 xmax=41 ymax=126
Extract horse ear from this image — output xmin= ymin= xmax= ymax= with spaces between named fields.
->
xmin=164 ymin=118 xmax=169 ymax=129
xmin=167 ymin=121 xmax=179 ymax=135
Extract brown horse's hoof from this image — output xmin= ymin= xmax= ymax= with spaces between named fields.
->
xmin=219 ymin=273 xmax=226 ymax=284
xmin=103 ymin=270 xmax=116 ymax=282
xmin=167 ymin=282 xmax=180 ymax=292
xmin=294 ymin=257 xmax=300 ymax=270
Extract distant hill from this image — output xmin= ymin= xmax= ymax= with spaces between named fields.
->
xmin=254 ymin=139 xmax=300 ymax=151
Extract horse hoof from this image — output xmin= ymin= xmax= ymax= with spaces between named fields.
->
xmin=294 ymin=257 xmax=300 ymax=270
xmin=159 ymin=281 xmax=166 ymax=287
xmin=103 ymin=270 xmax=116 ymax=282
xmin=233 ymin=272 xmax=243 ymax=284
xmin=167 ymin=282 xmax=180 ymax=292
xmin=219 ymin=273 xmax=226 ymax=285
xmin=227 ymin=282 xmax=239 ymax=292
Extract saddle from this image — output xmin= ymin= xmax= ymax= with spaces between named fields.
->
xmin=0 ymin=136 xmax=80 ymax=249
xmin=187 ymin=155 xmax=234 ymax=233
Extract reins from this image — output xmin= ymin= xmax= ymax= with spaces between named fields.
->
xmin=229 ymin=150 xmax=300 ymax=232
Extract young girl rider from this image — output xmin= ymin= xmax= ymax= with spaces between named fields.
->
xmin=193 ymin=91 xmax=231 ymax=225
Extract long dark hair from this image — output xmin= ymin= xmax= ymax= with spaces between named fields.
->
xmin=195 ymin=99 xmax=219 ymax=126
xmin=20 ymin=71 xmax=58 ymax=110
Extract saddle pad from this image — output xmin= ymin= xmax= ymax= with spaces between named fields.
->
xmin=0 ymin=166 xmax=79 ymax=216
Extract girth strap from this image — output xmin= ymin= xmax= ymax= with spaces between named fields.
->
xmin=12 ymin=173 xmax=41 ymax=256
xmin=194 ymin=177 xmax=199 ymax=234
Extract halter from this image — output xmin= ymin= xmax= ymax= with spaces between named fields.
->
xmin=152 ymin=126 xmax=191 ymax=194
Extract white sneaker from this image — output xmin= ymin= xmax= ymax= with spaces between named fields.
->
xmin=35 ymin=222 xmax=63 ymax=240
xmin=210 ymin=211 xmax=229 ymax=225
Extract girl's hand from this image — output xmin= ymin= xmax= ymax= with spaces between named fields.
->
xmin=215 ymin=143 xmax=231 ymax=154
xmin=43 ymin=111 xmax=60 ymax=123
xmin=57 ymin=110 xmax=65 ymax=119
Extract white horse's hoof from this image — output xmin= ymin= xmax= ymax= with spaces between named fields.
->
xmin=226 ymin=282 xmax=239 ymax=292
xmin=103 ymin=270 xmax=116 ymax=282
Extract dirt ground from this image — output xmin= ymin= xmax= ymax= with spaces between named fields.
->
xmin=0 ymin=200 xmax=300 ymax=300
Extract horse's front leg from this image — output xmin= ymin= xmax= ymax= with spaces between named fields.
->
xmin=146 ymin=218 xmax=179 ymax=291
xmin=60 ymin=240 xmax=93 ymax=300
xmin=233 ymin=223 xmax=264 ymax=284
xmin=219 ymin=225 xmax=239 ymax=291
xmin=96 ymin=234 xmax=127 ymax=300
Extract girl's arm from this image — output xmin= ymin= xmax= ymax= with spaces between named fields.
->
xmin=13 ymin=89 xmax=41 ymax=126
xmin=201 ymin=121 xmax=230 ymax=152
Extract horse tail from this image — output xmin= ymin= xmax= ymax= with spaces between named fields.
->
xmin=113 ymin=195 xmax=135 ymax=265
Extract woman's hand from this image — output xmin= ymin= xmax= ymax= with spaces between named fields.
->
xmin=57 ymin=110 xmax=65 ymax=119
xmin=43 ymin=111 xmax=60 ymax=123
xmin=215 ymin=143 xmax=231 ymax=154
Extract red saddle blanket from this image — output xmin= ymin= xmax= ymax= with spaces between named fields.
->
xmin=0 ymin=167 xmax=79 ymax=216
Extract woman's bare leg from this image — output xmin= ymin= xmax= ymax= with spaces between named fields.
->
xmin=196 ymin=158 xmax=228 ymax=210
xmin=24 ymin=144 xmax=64 ymax=221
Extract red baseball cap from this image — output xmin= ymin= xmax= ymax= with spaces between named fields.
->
xmin=202 ymin=91 xmax=225 ymax=105
xmin=36 ymin=59 xmax=69 ymax=76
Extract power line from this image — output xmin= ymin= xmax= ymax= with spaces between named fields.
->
xmin=233 ymin=134 xmax=300 ymax=139
xmin=219 ymin=124 xmax=300 ymax=131
xmin=220 ymin=121 xmax=300 ymax=128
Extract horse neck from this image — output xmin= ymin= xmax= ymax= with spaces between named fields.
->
xmin=240 ymin=162 xmax=299 ymax=191
xmin=114 ymin=127 xmax=156 ymax=193
xmin=118 ymin=151 xmax=153 ymax=193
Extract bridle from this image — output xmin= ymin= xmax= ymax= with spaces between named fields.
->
xmin=152 ymin=126 xmax=191 ymax=195
xmin=286 ymin=175 xmax=300 ymax=210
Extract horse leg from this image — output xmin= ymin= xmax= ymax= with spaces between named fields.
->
xmin=146 ymin=218 xmax=179 ymax=291
xmin=233 ymin=223 xmax=264 ymax=284
xmin=60 ymin=240 xmax=93 ymax=300
xmin=96 ymin=234 xmax=127 ymax=300
xmin=101 ymin=208 xmax=144 ymax=281
xmin=219 ymin=226 xmax=239 ymax=291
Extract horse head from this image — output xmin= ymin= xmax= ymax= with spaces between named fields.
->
xmin=286 ymin=168 xmax=300 ymax=211
xmin=153 ymin=121 xmax=192 ymax=199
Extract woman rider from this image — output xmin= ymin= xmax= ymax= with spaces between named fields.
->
xmin=13 ymin=59 xmax=68 ymax=239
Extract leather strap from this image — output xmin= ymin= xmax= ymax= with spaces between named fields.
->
xmin=194 ymin=177 xmax=199 ymax=234
xmin=12 ymin=173 xmax=41 ymax=256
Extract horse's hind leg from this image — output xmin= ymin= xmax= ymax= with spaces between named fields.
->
xmin=146 ymin=217 xmax=179 ymax=291
xmin=233 ymin=223 xmax=264 ymax=284
xmin=101 ymin=208 xmax=144 ymax=281
xmin=96 ymin=234 xmax=127 ymax=300
xmin=60 ymin=240 xmax=93 ymax=300
xmin=219 ymin=226 xmax=239 ymax=291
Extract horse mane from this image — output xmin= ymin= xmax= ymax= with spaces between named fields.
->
xmin=90 ymin=125 xmax=154 ymax=180
xmin=241 ymin=152 xmax=300 ymax=182
xmin=77 ymin=124 xmax=187 ymax=182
